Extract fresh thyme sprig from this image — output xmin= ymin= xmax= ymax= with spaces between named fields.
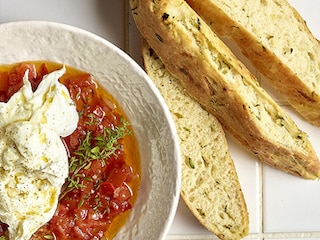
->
xmin=59 ymin=118 xmax=131 ymax=200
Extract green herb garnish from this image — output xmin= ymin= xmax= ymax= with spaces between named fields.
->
xmin=59 ymin=118 xmax=131 ymax=200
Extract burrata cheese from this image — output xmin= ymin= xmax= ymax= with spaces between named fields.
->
xmin=0 ymin=66 xmax=78 ymax=240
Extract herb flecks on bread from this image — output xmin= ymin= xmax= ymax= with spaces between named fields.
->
xmin=142 ymin=42 xmax=249 ymax=240
xmin=186 ymin=0 xmax=320 ymax=126
xmin=129 ymin=0 xmax=320 ymax=179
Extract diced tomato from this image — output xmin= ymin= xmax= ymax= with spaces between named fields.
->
xmin=100 ymin=182 xmax=115 ymax=196
xmin=113 ymin=184 xmax=133 ymax=201
xmin=109 ymin=198 xmax=131 ymax=217
xmin=9 ymin=63 xmax=37 ymax=84
xmin=31 ymin=63 xmax=49 ymax=90
xmin=107 ymin=167 xmax=130 ymax=189
xmin=64 ymin=127 xmax=85 ymax=150
xmin=0 ymin=71 xmax=9 ymax=101
xmin=6 ymin=63 xmax=37 ymax=100
xmin=67 ymin=73 xmax=97 ymax=111
xmin=0 ymin=71 xmax=9 ymax=91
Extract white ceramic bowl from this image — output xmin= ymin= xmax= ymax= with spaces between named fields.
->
xmin=0 ymin=21 xmax=181 ymax=240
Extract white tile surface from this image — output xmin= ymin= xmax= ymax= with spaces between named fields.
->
xmin=1 ymin=1 xmax=320 ymax=239
xmin=263 ymin=165 xmax=320 ymax=233
xmin=287 ymin=0 xmax=320 ymax=39
xmin=223 ymin=132 xmax=262 ymax=234
xmin=0 ymin=0 xmax=126 ymax=49
xmin=264 ymin=237 xmax=320 ymax=240
xmin=263 ymin=106 xmax=320 ymax=233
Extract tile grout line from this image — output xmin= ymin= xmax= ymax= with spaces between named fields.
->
xmin=123 ymin=0 xmax=130 ymax=54
xmin=259 ymin=161 xmax=264 ymax=239
xmin=166 ymin=231 xmax=320 ymax=239
xmin=254 ymin=69 xmax=265 ymax=238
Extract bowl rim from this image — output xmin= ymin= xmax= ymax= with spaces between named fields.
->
xmin=0 ymin=20 xmax=181 ymax=239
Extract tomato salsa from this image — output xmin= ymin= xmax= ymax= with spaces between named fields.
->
xmin=0 ymin=62 xmax=141 ymax=239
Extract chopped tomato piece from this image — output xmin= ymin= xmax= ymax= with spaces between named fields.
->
xmin=6 ymin=63 xmax=37 ymax=99
xmin=31 ymin=63 xmax=49 ymax=90
xmin=9 ymin=62 xmax=36 ymax=84
xmin=114 ymin=184 xmax=133 ymax=201
xmin=0 ymin=72 xmax=9 ymax=91
xmin=100 ymin=181 xmax=115 ymax=196
xmin=107 ymin=167 xmax=131 ymax=189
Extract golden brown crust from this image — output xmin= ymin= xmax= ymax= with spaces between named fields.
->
xmin=129 ymin=0 xmax=320 ymax=179
xmin=186 ymin=0 xmax=320 ymax=126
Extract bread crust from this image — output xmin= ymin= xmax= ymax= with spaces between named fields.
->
xmin=186 ymin=0 xmax=320 ymax=126
xmin=129 ymin=0 xmax=320 ymax=179
xmin=142 ymin=42 xmax=249 ymax=240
